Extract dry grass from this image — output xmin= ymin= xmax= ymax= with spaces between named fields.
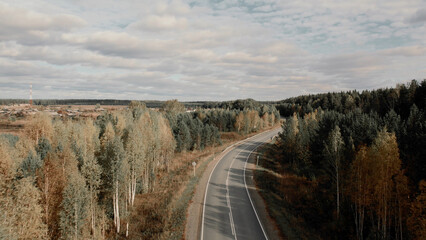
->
xmin=128 ymin=127 xmax=279 ymax=239
xmin=0 ymin=118 xmax=27 ymax=135
xmin=253 ymin=142 xmax=321 ymax=240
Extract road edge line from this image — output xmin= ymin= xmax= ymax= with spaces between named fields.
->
xmin=243 ymin=129 xmax=279 ymax=240
xmin=200 ymin=129 xmax=275 ymax=240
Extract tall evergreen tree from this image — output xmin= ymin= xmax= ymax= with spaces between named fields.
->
xmin=60 ymin=171 xmax=89 ymax=240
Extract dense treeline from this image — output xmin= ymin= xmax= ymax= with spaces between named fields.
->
xmin=202 ymin=98 xmax=263 ymax=110
xmin=0 ymin=98 xmax=278 ymax=110
xmin=162 ymin=99 xmax=280 ymax=152
xmin=0 ymin=99 xmax=280 ymax=239
xmin=272 ymin=80 xmax=425 ymax=239
xmin=1 ymin=99 xmax=205 ymax=109
xmin=0 ymin=104 xmax=177 ymax=239
xmin=276 ymin=79 xmax=426 ymax=119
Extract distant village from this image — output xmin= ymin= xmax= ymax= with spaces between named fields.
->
xmin=0 ymin=103 xmax=108 ymax=119
xmin=0 ymin=103 xmax=196 ymax=119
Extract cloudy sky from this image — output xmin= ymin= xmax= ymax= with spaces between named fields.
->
xmin=0 ymin=0 xmax=425 ymax=101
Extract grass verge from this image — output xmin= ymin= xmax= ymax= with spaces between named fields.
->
xmin=253 ymin=142 xmax=320 ymax=240
xmin=129 ymin=128 xmax=277 ymax=239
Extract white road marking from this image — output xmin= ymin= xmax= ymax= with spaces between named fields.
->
xmin=243 ymin=132 xmax=279 ymax=240
xmin=201 ymin=129 xmax=278 ymax=240
xmin=225 ymin=144 xmax=252 ymax=240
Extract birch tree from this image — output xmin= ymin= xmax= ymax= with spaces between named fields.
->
xmin=14 ymin=177 xmax=48 ymax=239
xmin=24 ymin=112 xmax=54 ymax=144
xmin=38 ymin=153 xmax=66 ymax=239
xmin=323 ymin=125 xmax=344 ymax=219
xmin=73 ymin=119 xmax=102 ymax=236
xmin=349 ymin=145 xmax=372 ymax=240
xmin=100 ymin=135 xmax=126 ymax=234
xmin=60 ymin=171 xmax=89 ymax=240
xmin=124 ymin=124 xmax=144 ymax=207
xmin=369 ymin=129 xmax=406 ymax=239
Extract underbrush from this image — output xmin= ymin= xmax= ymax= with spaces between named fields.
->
xmin=128 ymin=131 xmax=250 ymax=239
xmin=254 ymin=143 xmax=322 ymax=240
xmin=128 ymin=126 xmax=281 ymax=239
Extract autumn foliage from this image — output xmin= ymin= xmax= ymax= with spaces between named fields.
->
xmin=263 ymin=80 xmax=426 ymax=239
xmin=0 ymin=99 xmax=280 ymax=239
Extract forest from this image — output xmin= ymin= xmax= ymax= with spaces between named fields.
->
xmin=264 ymin=79 xmax=425 ymax=239
xmin=0 ymin=99 xmax=279 ymax=239
xmin=0 ymin=98 xmax=206 ymax=109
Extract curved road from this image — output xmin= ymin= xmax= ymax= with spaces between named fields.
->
xmin=201 ymin=128 xmax=281 ymax=240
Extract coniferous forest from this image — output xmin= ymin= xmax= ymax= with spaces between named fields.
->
xmin=1 ymin=80 xmax=424 ymax=239
xmin=0 ymin=99 xmax=279 ymax=239
xmin=261 ymin=80 xmax=425 ymax=239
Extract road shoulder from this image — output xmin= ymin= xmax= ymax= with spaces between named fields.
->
xmin=185 ymin=127 xmax=281 ymax=240
xmin=245 ymin=145 xmax=283 ymax=240
xmin=185 ymin=140 xmax=241 ymax=240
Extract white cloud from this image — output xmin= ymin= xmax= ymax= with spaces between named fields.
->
xmin=0 ymin=2 xmax=86 ymax=45
xmin=222 ymin=52 xmax=277 ymax=64
xmin=128 ymin=15 xmax=188 ymax=31
xmin=380 ymin=45 xmax=426 ymax=57
xmin=63 ymin=31 xmax=177 ymax=58
xmin=0 ymin=0 xmax=425 ymax=100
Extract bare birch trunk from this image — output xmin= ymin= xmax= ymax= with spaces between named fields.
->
xmin=44 ymin=175 xmax=49 ymax=227
xmin=336 ymin=168 xmax=340 ymax=219
xmin=90 ymin=187 xmax=95 ymax=235
xmin=126 ymin=223 xmax=129 ymax=237
xmin=74 ymin=202 xmax=78 ymax=240
xmin=131 ymin=172 xmax=136 ymax=205
xmin=116 ymin=180 xmax=120 ymax=233
xmin=113 ymin=193 xmax=116 ymax=227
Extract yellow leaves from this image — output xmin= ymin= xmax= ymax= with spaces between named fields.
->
xmin=348 ymin=128 xmax=409 ymax=238
xmin=408 ymin=180 xmax=426 ymax=240
xmin=261 ymin=112 xmax=270 ymax=128
xmin=349 ymin=145 xmax=374 ymax=208
xmin=234 ymin=112 xmax=244 ymax=132
xmin=161 ymin=99 xmax=185 ymax=114
xmin=114 ymin=113 xmax=127 ymax=137
xmin=234 ymin=110 xmax=263 ymax=134
xmin=0 ymin=140 xmax=14 ymax=180
xmin=14 ymin=177 xmax=48 ymax=239
xmin=24 ymin=112 xmax=53 ymax=144
xmin=101 ymin=122 xmax=115 ymax=147
xmin=369 ymin=130 xmax=402 ymax=201
xmin=291 ymin=113 xmax=299 ymax=136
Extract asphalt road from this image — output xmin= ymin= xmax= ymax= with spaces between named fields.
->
xmin=201 ymin=128 xmax=281 ymax=240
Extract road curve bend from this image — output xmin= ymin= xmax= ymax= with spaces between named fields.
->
xmin=200 ymin=128 xmax=281 ymax=240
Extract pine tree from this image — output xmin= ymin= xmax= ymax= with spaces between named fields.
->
xmin=20 ymin=150 xmax=42 ymax=177
xmin=36 ymin=137 xmax=52 ymax=161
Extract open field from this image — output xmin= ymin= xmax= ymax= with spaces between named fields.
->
xmin=0 ymin=104 xmax=128 ymax=135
